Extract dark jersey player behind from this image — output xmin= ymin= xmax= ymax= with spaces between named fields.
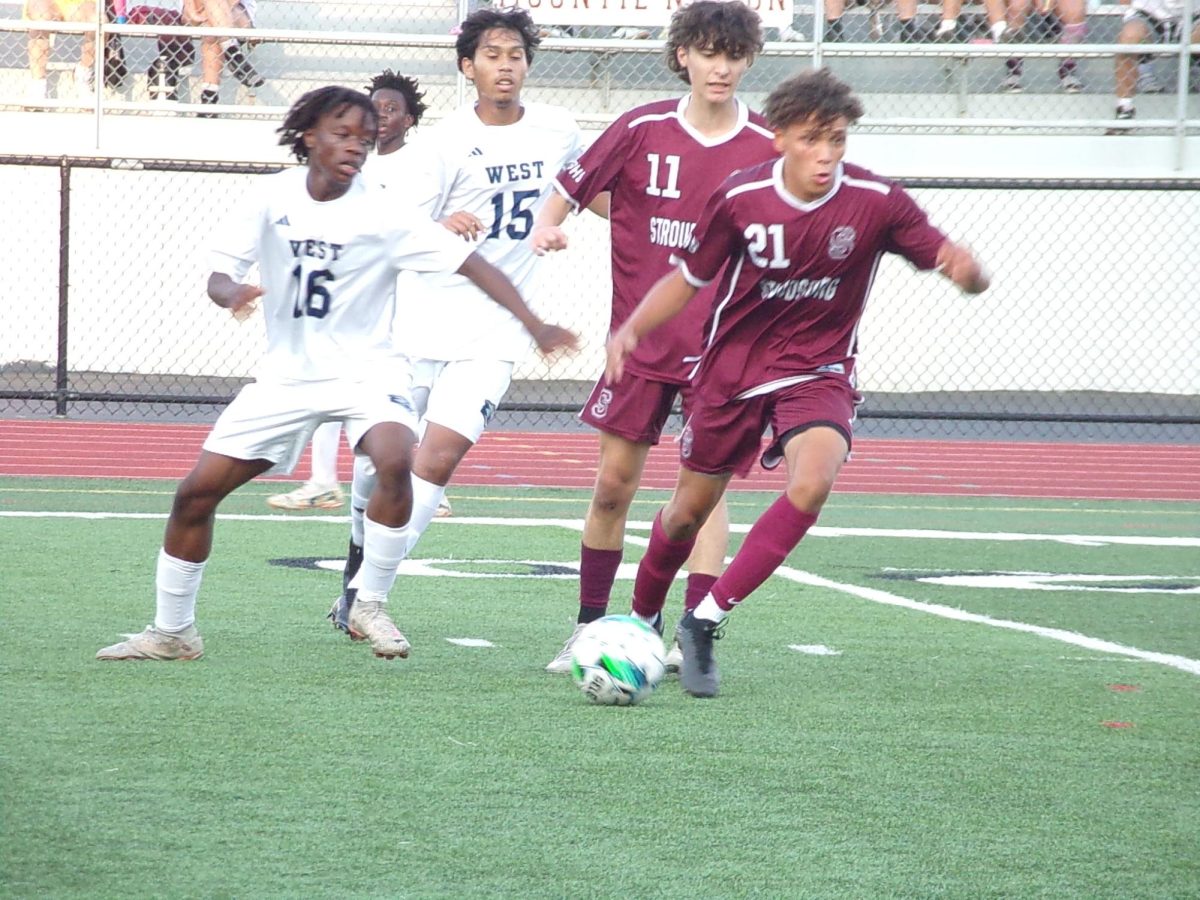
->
xmin=606 ymin=68 xmax=991 ymax=699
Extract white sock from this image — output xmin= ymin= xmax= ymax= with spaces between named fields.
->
xmin=693 ymin=594 xmax=729 ymax=625
xmin=405 ymin=475 xmax=447 ymax=554
xmin=937 ymin=18 xmax=956 ymax=33
xmin=990 ymin=21 xmax=1007 ymax=41
xmin=356 ymin=515 xmax=411 ymax=603
xmin=1117 ymin=98 xmax=1134 ymax=112
xmin=632 ymin=610 xmax=658 ymax=627
xmin=155 ymin=549 xmax=205 ymax=632
xmin=350 ymin=455 xmax=375 ymax=547
xmin=221 ymin=38 xmax=237 ymax=51
xmin=309 ymin=421 xmax=341 ymax=487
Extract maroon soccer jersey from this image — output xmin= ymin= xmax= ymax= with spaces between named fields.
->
xmin=678 ymin=159 xmax=946 ymax=404
xmin=554 ymin=97 xmax=776 ymax=383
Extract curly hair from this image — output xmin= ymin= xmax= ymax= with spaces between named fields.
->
xmin=365 ymin=69 xmax=428 ymax=127
xmin=455 ymin=6 xmax=542 ymax=72
xmin=763 ymin=69 xmax=864 ymax=131
xmin=276 ymin=86 xmax=376 ymax=162
xmin=665 ymin=0 xmax=763 ymax=84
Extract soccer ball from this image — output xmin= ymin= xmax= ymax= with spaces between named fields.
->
xmin=570 ymin=615 xmax=666 ymax=706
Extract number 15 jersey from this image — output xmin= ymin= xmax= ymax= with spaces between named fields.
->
xmin=392 ymin=102 xmax=584 ymax=362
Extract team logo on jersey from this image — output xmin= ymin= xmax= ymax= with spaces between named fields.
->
xmin=828 ymin=226 xmax=856 ymax=260
xmin=480 ymin=399 xmax=497 ymax=424
xmin=273 ymin=215 xmax=290 ymax=226
xmin=591 ymin=388 xmax=613 ymax=419
xmin=680 ymin=423 xmax=694 ymax=460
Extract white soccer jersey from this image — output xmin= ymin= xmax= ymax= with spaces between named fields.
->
xmin=1131 ymin=0 xmax=1185 ymax=20
xmin=209 ymin=167 xmax=474 ymax=383
xmin=389 ymin=102 xmax=584 ymax=362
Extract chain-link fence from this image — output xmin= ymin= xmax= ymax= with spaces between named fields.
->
xmin=2 ymin=155 xmax=1197 ymax=436
xmin=0 ymin=1 xmax=1196 ymax=134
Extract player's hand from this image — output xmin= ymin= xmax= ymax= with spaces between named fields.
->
xmin=530 ymin=225 xmax=568 ymax=256
xmin=605 ymin=326 xmax=638 ymax=384
xmin=532 ymin=323 xmax=580 ymax=356
xmin=439 ymin=211 xmax=485 ymax=241
xmin=937 ymin=241 xmax=989 ymax=294
xmin=229 ymin=284 xmax=264 ymax=321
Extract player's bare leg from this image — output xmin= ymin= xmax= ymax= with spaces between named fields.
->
xmin=408 ymin=421 xmax=473 ymax=553
xmin=98 ymin=451 xmax=271 ymax=660
xmin=346 ymin=422 xmax=417 ymax=659
xmin=546 ymin=432 xmax=649 ymax=672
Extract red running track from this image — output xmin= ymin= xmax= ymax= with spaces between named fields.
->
xmin=1 ymin=418 xmax=1198 ymax=501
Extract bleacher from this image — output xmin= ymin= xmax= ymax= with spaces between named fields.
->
xmin=1 ymin=1 xmax=1196 ymax=123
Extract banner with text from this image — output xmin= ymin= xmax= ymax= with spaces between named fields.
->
xmin=491 ymin=0 xmax=793 ymax=30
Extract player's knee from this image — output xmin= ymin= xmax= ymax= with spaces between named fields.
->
xmin=785 ymin=478 xmax=833 ymax=515
xmin=171 ymin=480 xmax=222 ymax=522
xmin=592 ymin=471 xmax=637 ymax=516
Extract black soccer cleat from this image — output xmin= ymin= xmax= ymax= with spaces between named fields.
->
xmin=327 ymin=589 xmax=355 ymax=635
xmin=675 ymin=610 xmax=726 ymax=698
xmin=223 ymin=44 xmax=265 ymax=89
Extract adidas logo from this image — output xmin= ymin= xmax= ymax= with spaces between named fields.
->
xmin=273 ymin=214 xmax=290 ymax=226
xmin=468 ymin=147 xmax=483 ymax=157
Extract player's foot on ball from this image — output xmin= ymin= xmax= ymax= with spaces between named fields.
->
xmin=348 ymin=600 xmax=410 ymax=659
xmin=545 ymin=622 xmax=587 ymax=673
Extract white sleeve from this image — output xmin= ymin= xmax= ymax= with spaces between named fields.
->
xmin=401 ymin=136 xmax=453 ymax=220
xmin=208 ymin=178 xmax=265 ymax=280
xmin=387 ymin=205 xmax=475 ymax=275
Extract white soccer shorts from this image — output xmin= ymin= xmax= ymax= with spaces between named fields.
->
xmin=409 ymin=357 xmax=513 ymax=445
xmin=203 ymin=368 xmax=418 ymax=476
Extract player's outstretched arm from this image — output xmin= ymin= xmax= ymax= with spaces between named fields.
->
xmin=530 ymin=192 xmax=575 ymax=256
xmin=457 ymin=252 xmax=580 ymax=355
xmin=605 ymin=269 xmax=698 ymax=384
xmin=207 ymin=272 xmax=264 ymax=319
xmin=936 ymin=241 xmax=990 ymax=294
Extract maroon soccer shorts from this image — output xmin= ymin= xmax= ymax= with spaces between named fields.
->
xmin=578 ymin=371 xmax=687 ymax=445
xmin=680 ymin=377 xmax=863 ymax=478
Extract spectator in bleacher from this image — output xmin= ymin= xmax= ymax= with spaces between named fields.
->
xmin=999 ymin=0 xmax=1088 ymax=93
xmin=935 ymin=0 xmax=1008 ymax=41
xmin=23 ymin=0 xmax=102 ymax=102
xmin=182 ymin=0 xmax=264 ymax=113
xmin=1114 ymin=0 xmax=1199 ymax=126
xmin=108 ymin=1 xmax=196 ymax=101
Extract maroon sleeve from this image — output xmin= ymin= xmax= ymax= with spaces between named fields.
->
xmin=553 ymin=112 xmax=636 ymax=211
xmin=883 ymin=186 xmax=946 ymax=271
xmin=675 ymin=187 xmax=741 ymax=286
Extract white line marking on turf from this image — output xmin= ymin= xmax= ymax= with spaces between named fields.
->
xmin=5 ymin=511 xmax=1198 ymax=548
xmin=446 ymin=638 xmax=495 ymax=648
xmin=774 ymin=565 xmax=1200 ymax=677
xmin=789 ymin=644 xmax=842 ymax=656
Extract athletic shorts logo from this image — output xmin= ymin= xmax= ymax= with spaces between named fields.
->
xmin=591 ymin=388 xmax=613 ymax=419
xmin=480 ymin=399 xmax=497 ymax=423
xmin=680 ymin=423 xmax=694 ymax=460
xmin=388 ymin=394 xmax=415 ymax=412
xmin=828 ymin=226 xmax=856 ymax=260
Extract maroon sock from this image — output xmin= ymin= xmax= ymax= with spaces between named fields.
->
xmin=711 ymin=496 xmax=817 ymax=611
xmin=632 ymin=510 xmax=696 ymax=620
xmin=578 ymin=544 xmax=622 ymax=624
xmin=684 ymin=572 xmax=718 ymax=612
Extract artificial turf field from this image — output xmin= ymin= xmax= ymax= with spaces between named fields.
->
xmin=2 ymin=477 xmax=1198 ymax=898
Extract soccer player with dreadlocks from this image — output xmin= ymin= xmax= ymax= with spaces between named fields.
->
xmin=97 ymin=85 xmax=576 ymax=663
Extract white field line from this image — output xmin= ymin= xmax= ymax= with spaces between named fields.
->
xmin=6 ymin=511 xmax=1199 ymax=549
xmin=771 ymin=565 xmax=1200 ymax=677
xmin=6 ymin=510 xmax=1199 ymax=676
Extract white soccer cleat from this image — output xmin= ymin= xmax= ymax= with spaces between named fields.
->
xmin=348 ymin=600 xmax=410 ymax=659
xmin=266 ymin=482 xmax=345 ymax=511
xmin=545 ymin=622 xmax=587 ymax=674
xmin=434 ymin=497 xmax=452 ymax=518
xmin=97 ymin=624 xmax=204 ymax=661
